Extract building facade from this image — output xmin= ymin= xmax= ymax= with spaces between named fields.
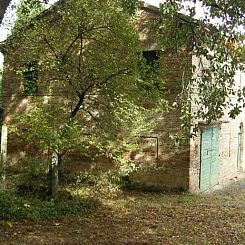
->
xmin=1 ymin=2 xmax=244 ymax=193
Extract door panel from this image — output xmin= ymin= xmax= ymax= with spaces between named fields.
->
xmin=200 ymin=128 xmax=212 ymax=192
xmin=200 ymin=127 xmax=220 ymax=192
xmin=210 ymin=127 xmax=220 ymax=187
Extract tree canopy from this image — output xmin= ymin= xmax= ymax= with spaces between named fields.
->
xmin=0 ymin=0 xmax=50 ymax=27
xmin=9 ymin=0 xmax=165 ymax=196
xmin=2 ymin=0 xmax=245 ymax=195
xmin=156 ymin=0 xmax=245 ymax=137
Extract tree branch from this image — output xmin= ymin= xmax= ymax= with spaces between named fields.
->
xmin=70 ymin=94 xmax=85 ymax=118
xmin=83 ymin=25 xmax=110 ymax=34
xmin=42 ymin=36 xmax=60 ymax=61
xmin=78 ymin=34 xmax=83 ymax=74
xmin=65 ymin=74 xmax=81 ymax=98
xmin=42 ymin=36 xmax=83 ymax=99
xmin=95 ymin=68 xmax=129 ymax=88
xmin=62 ymin=34 xmax=80 ymax=63
xmin=70 ymin=68 xmax=129 ymax=119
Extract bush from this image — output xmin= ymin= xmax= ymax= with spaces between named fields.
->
xmin=75 ymin=170 xmax=132 ymax=197
xmin=0 ymin=191 xmax=99 ymax=221
xmin=76 ymin=171 xmax=99 ymax=186
xmin=59 ymin=167 xmax=77 ymax=186
xmin=15 ymin=157 xmax=49 ymax=199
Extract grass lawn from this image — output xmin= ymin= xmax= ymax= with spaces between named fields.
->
xmin=1 ymin=180 xmax=245 ymax=245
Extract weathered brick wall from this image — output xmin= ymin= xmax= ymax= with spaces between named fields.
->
xmin=136 ymin=5 xmax=161 ymax=51
xmin=131 ymin=51 xmax=193 ymax=190
xmin=189 ymin=55 xmax=245 ymax=192
xmin=2 ymin=43 xmax=42 ymax=166
xmin=218 ymin=91 xmax=245 ymax=185
xmin=2 ymin=4 xmax=195 ymax=191
xmin=128 ymin=5 xmax=194 ymax=191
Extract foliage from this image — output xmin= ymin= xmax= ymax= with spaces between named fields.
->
xmin=121 ymin=0 xmax=140 ymax=15
xmin=0 ymin=0 xmax=50 ymax=26
xmin=4 ymin=1 xmax=245 ymax=145
xmin=3 ymin=0 xmax=245 ymax=199
xmin=13 ymin=0 xmax=45 ymax=33
xmin=238 ymin=44 xmax=245 ymax=63
xmin=11 ymin=0 xmax=245 ymax=138
xmin=0 ymin=190 xmax=99 ymax=220
xmin=0 ymin=68 xmax=2 ymax=80
xmin=157 ymin=0 xmax=245 ymax=138
xmin=11 ymin=0 xmax=164 ymax=185
xmin=125 ymin=181 xmax=170 ymax=193
xmin=75 ymin=163 xmax=167 ymax=197
xmin=22 ymin=61 xmax=39 ymax=95
xmin=1 ymin=185 xmax=245 ymax=244
xmin=76 ymin=171 xmax=126 ymax=197
xmin=15 ymin=157 xmax=49 ymax=199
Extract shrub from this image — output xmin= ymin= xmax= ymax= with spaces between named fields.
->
xmin=59 ymin=167 xmax=77 ymax=186
xmin=15 ymin=157 xmax=49 ymax=199
xmin=0 ymin=191 xmax=99 ymax=221
xmin=75 ymin=170 xmax=132 ymax=197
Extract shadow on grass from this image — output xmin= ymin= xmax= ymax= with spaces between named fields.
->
xmin=1 ymin=186 xmax=245 ymax=245
xmin=0 ymin=190 xmax=100 ymax=221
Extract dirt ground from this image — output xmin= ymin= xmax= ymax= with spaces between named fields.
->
xmin=1 ymin=178 xmax=245 ymax=245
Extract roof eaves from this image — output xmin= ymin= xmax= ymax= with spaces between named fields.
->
xmin=140 ymin=2 xmax=160 ymax=15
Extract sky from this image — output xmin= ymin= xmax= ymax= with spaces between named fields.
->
xmin=146 ymin=0 xmax=160 ymax=6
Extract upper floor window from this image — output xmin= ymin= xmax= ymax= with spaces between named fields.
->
xmin=138 ymin=50 xmax=161 ymax=93
xmin=22 ymin=61 xmax=38 ymax=95
xmin=140 ymin=50 xmax=160 ymax=80
xmin=142 ymin=50 xmax=160 ymax=70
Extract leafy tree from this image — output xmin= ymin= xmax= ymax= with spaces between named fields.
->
xmin=3 ymin=0 xmax=245 ymax=195
xmin=0 ymin=0 xmax=49 ymax=26
xmin=13 ymin=0 xmax=45 ymax=32
xmin=156 ymin=0 xmax=245 ymax=138
xmin=11 ymin=0 xmax=164 ymax=197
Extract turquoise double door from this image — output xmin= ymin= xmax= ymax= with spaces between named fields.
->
xmin=200 ymin=127 xmax=221 ymax=192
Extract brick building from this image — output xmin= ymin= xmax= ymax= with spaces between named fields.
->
xmin=132 ymin=4 xmax=245 ymax=192
xmin=0 ymin=2 xmax=244 ymax=193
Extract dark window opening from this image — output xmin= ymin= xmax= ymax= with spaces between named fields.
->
xmin=138 ymin=50 xmax=160 ymax=92
xmin=142 ymin=50 xmax=160 ymax=70
xmin=23 ymin=61 xmax=38 ymax=95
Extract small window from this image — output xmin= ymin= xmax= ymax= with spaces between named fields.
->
xmin=23 ymin=61 xmax=38 ymax=95
xmin=138 ymin=50 xmax=160 ymax=92
xmin=142 ymin=50 xmax=160 ymax=70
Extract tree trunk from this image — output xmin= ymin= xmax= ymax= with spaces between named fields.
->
xmin=48 ymin=151 xmax=61 ymax=198
xmin=0 ymin=125 xmax=7 ymax=190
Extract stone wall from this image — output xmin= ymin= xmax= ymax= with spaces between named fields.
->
xmin=4 ymin=4 xmax=244 ymax=193
xmin=189 ymin=57 xmax=245 ymax=192
xmin=131 ymin=47 xmax=193 ymax=191
xmin=2 ymin=4 xmax=194 ymax=191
